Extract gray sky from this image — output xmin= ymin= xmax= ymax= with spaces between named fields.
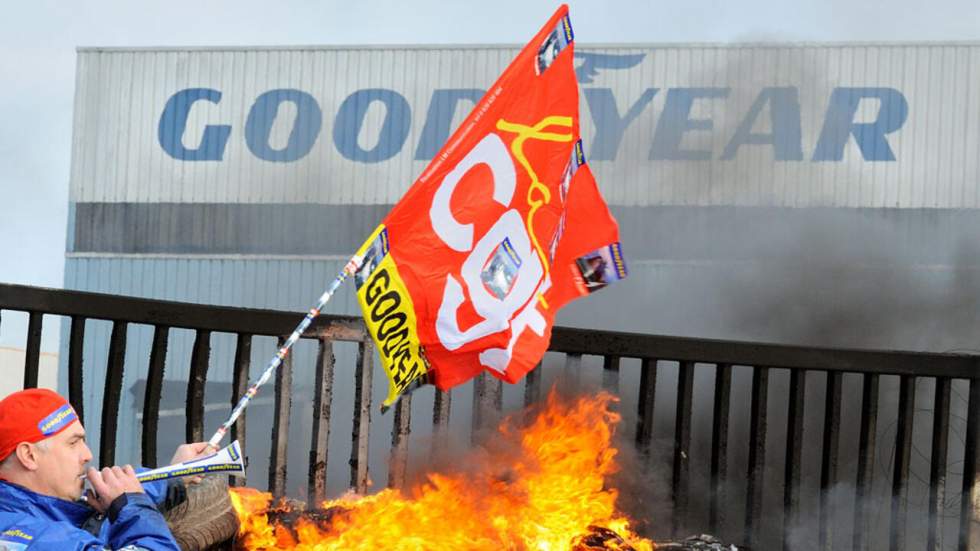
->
xmin=0 ymin=0 xmax=978 ymax=349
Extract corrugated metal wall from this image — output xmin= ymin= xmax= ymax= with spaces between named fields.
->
xmin=63 ymin=43 xmax=980 ymax=492
xmin=69 ymin=44 xmax=980 ymax=208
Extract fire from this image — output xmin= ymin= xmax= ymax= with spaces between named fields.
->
xmin=230 ymin=391 xmax=654 ymax=550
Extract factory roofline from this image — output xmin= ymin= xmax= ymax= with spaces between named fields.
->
xmin=77 ymin=40 xmax=980 ymax=53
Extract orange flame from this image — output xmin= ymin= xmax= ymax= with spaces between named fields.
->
xmin=230 ymin=391 xmax=654 ymax=550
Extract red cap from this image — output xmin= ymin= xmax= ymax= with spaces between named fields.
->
xmin=0 ymin=389 xmax=79 ymax=463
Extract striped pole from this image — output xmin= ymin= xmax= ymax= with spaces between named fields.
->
xmin=206 ymin=255 xmax=363 ymax=449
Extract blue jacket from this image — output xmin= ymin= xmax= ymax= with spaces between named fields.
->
xmin=0 ymin=476 xmax=181 ymax=551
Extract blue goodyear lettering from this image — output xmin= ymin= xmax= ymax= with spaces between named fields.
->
xmin=158 ymin=85 xmax=908 ymax=164
xmin=812 ymin=87 xmax=908 ymax=161
xmin=650 ymin=88 xmax=730 ymax=160
xmin=333 ymin=89 xmax=411 ymax=163
xmin=245 ymin=89 xmax=323 ymax=162
xmin=722 ymin=87 xmax=803 ymax=161
xmin=158 ymin=88 xmax=231 ymax=161
xmin=584 ymin=87 xmax=658 ymax=161
xmin=414 ymin=89 xmax=484 ymax=160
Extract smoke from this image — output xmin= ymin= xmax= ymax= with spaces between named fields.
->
xmin=555 ymin=201 xmax=980 ymax=549
xmin=711 ymin=209 xmax=980 ymax=352
xmin=558 ymin=42 xmax=980 ymax=549
xmin=606 ymin=410 xmax=675 ymax=541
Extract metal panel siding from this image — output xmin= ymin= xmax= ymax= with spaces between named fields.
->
xmin=70 ymin=47 xmax=515 ymax=205
xmin=69 ymin=44 xmax=980 ymax=209
xmin=64 ymin=257 xmax=359 ymax=316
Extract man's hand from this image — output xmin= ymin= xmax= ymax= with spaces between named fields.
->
xmin=170 ymin=442 xmax=212 ymax=465
xmin=170 ymin=442 xmax=212 ymax=485
xmin=86 ymin=465 xmax=144 ymax=514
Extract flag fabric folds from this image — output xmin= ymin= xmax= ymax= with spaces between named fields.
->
xmin=353 ymin=4 xmax=627 ymax=409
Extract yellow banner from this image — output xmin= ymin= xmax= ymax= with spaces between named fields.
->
xmin=354 ymin=225 xmax=429 ymax=409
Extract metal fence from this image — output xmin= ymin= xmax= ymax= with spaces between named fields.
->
xmin=1 ymin=282 xmax=978 ymax=550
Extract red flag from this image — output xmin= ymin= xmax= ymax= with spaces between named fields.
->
xmin=353 ymin=5 xmax=627 ymax=408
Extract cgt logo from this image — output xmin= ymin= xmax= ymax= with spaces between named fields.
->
xmin=431 ymin=129 xmax=555 ymax=374
xmin=158 ymin=54 xmax=909 ymax=165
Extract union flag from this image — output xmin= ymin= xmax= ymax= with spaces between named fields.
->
xmin=352 ymin=4 xmax=627 ymax=409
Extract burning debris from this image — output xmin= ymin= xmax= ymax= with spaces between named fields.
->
xmin=654 ymin=534 xmax=748 ymax=551
xmin=229 ymin=391 xmax=654 ymax=550
xmin=571 ymin=525 xmax=642 ymax=550
xmin=572 ymin=528 xmax=747 ymax=551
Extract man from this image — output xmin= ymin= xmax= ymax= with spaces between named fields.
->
xmin=0 ymin=388 xmax=209 ymax=550
xmin=578 ymin=254 xmax=609 ymax=291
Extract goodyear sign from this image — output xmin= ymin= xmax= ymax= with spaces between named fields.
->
xmin=37 ymin=404 xmax=77 ymax=436
xmin=353 ymin=226 xmax=429 ymax=409
xmin=158 ymin=78 xmax=907 ymax=164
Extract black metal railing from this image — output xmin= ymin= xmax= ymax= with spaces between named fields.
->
xmin=2 ymin=282 xmax=979 ymax=550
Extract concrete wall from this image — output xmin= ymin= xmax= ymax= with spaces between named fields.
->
xmin=0 ymin=347 xmax=59 ymax=399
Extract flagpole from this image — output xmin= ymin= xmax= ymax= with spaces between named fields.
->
xmin=205 ymin=254 xmax=363 ymax=449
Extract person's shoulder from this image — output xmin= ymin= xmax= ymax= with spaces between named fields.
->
xmin=0 ymin=484 xmax=35 ymax=515
xmin=0 ymin=513 xmax=100 ymax=551
xmin=0 ymin=481 xmax=42 ymax=510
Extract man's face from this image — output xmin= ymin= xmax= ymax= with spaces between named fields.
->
xmin=32 ymin=421 xmax=92 ymax=501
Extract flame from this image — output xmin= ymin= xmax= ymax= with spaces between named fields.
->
xmin=230 ymin=391 xmax=654 ymax=550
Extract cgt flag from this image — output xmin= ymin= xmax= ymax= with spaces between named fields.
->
xmin=353 ymin=4 xmax=627 ymax=410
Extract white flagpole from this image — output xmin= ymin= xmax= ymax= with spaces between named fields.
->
xmin=206 ymin=254 xmax=363 ymax=449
